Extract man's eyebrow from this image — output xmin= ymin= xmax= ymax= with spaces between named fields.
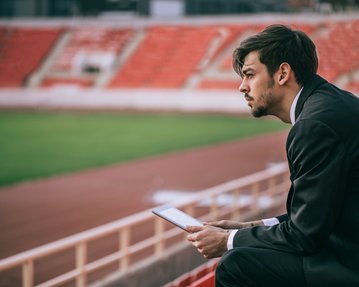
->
xmin=241 ymin=67 xmax=255 ymax=75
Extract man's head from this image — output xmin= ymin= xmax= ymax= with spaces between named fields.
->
xmin=233 ymin=24 xmax=318 ymax=86
xmin=233 ymin=25 xmax=318 ymax=121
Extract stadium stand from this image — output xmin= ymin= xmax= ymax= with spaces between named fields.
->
xmin=1 ymin=20 xmax=357 ymax=93
xmin=163 ymin=259 xmax=218 ymax=287
xmin=106 ymin=21 xmax=357 ymax=92
xmin=41 ymin=27 xmax=134 ymax=88
xmin=41 ymin=77 xmax=94 ymax=88
xmin=196 ymin=79 xmax=238 ymax=89
xmin=50 ymin=27 xmax=133 ymax=72
xmin=108 ymin=26 xmax=223 ymax=88
xmin=316 ymin=20 xmax=359 ymax=83
xmin=0 ymin=27 xmax=62 ymax=87
xmin=346 ymin=79 xmax=359 ymax=92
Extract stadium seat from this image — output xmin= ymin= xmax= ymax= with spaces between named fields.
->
xmin=0 ymin=27 xmax=62 ymax=87
xmin=188 ymin=271 xmax=215 ymax=287
xmin=196 ymin=79 xmax=239 ymax=90
xmin=1 ymin=21 xmax=357 ymax=91
xmin=51 ymin=27 xmax=133 ymax=72
xmin=108 ymin=26 xmax=230 ymax=88
xmin=316 ymin=21 xmax=359 ymax=83
xmin=41 ymin=77 xmax=93 ymax=88
xmin=163 ymin=259 xmax=219 ymax=287
xmin=345 ymin=80 xmax=359 ymax=94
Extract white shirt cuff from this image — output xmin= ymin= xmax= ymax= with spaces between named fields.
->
xmin=227 ymin=229 xmax=238 ymax=250
xmin=262 ymin=217 xmax=280 ymax=226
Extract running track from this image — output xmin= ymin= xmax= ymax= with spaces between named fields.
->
xmin=0 ymin=131 xmax=288 ymax=261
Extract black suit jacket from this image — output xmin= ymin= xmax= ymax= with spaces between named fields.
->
xmin=233 ymin=75 xmax=359 ymax=286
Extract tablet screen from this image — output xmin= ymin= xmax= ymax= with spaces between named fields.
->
xmin=153 ymin=206 xmax=203 ymax=230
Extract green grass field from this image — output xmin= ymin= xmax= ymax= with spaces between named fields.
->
xmin=0 ymin=111 xmax=288 ymax=187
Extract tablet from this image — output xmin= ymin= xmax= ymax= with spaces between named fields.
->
xmin=152 ymin=205 xmax=203 ymax=232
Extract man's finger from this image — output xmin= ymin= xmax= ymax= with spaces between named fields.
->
xmin=186 ymin=225 xmax=205 ymax=233
xmin=187 ymin=233 xmax=196 ymax=242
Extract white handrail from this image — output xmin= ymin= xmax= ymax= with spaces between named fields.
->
xmin=0 ymin=162 xmax=290 ymax=287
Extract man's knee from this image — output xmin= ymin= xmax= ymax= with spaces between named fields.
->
xmin=216 ymin=247 xmax=306 ymax=287
xmin=215 ymin=249 xmax=248 ymax=287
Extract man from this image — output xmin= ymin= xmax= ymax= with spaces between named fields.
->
xmin=187 ymin=24 xmax=359 ymax=286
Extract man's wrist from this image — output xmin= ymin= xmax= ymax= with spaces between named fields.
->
xmin=262 ymin=217 xmax=279 ymax=226
xmin=226 ymin=229 xmax=238 ymax=250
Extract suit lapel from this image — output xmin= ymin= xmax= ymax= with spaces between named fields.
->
xmin=295 ymin=75 xmax=327 ymax=121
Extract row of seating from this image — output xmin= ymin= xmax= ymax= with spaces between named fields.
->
xmin=41 ymin=77 xmax=93 ymax=88
xmin=163 ymin=259 xmax=218 ymax=287
xmin=108 ymin=26 xmax=227 ymax=88
xmin=218 ymin=23 xmax=319 ymax=71
xmin=316 ymin=21 xmax=359 ymax=83
xmin=108 ymin=21 xmax=358 ymax=91
xmin=0 ymin=27 xmax=62 ymax=87
xmin=0 ymin=21 xmax=358 ymax=93
xmin=51 ymin=27 xmax=133 ymax=72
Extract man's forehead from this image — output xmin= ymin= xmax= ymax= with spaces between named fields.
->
xmin=242 ymin=51 xmax=260 ymax=69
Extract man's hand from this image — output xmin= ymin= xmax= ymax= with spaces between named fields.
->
xmin=206 ymin=219 xmax=264 ymax=230
xmin=186 ymin=225 xmax=229 ymax=259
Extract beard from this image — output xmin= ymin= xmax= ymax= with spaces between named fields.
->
xmin=252 ymin=104 xmax=269 ymax=117
xmin=250 ymin=78 xmax=275 ymax=118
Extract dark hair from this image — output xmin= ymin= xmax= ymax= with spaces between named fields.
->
xmin=233 ymin=24 xmax=318 ymax=86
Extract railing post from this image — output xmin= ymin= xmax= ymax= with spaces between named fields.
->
xmin=119 ymin=227 xmax=130 ymax=272
xmin=155 ymin=217 xmax=164 ymax=255
xmin=232 ymin=189 xmax=240 ymax=220
xmin=268 ymin=176 xmax=276 ymax=198
xmin=22 ymin=260 xmax=34 ymax=287
xmin=76 ymin=242 xmax=87 ymax=287
xmin=210 ymin=194 xmax=218 ymax=220
xmin=252 ymin=183 xmax=260 ymax=213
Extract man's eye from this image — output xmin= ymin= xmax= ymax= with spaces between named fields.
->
xmin=246 ymin=74 xmax=254 ymax=79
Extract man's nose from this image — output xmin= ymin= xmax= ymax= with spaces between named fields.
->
xmin=239 ymin=79 xmax=248 ymax=93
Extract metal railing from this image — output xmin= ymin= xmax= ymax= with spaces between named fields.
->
xmin=0 ymin=163 xmax=290 ymax=287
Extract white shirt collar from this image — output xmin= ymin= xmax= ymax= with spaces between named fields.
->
xmin=290 ymin=87 xmax=303 ymax=125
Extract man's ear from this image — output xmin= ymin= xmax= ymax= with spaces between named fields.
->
xmin=277 ymin=63 xmax=291 ymax=85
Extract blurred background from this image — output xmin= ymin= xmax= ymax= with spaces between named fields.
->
xmin=0 ymin=1 xmax=358 ymax=287
xmin=1 ymin=0 xmax=358 ymax=17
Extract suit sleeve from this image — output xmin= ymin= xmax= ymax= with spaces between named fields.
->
xmin=233 ymin=119 xmax=349 ymax=255
xmin=277 ymin=214 xmax=288 ymax=222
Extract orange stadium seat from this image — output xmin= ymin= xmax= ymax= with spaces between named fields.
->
xmin=316 ymin=21 xmax=359 ymax=83
xmin=108 ymin=26 xmax=229 ymax=88
xmin=41 ymin=77 xmax=93 ymax=88
xmin=188 ymin=271 xmax=215 ymax=287
xmin=52 ymin=27 xmax=133 ymax=71
xmin=163 ymin=259 xmax=219 ymax=287
xmin=51 ymin=27 xmax=133 ymax=72
xmin=0 ymin=27 xmax=62 ymax=87
xmin=1 ymin=21 xmax=357 ymax=91
xmin=39 ymin=27 xmax=133 ymax=87
xmin=196 ymin=79 xmax=239 ymax=90
xmin=345 ymin=80 xmax=359 ymax=94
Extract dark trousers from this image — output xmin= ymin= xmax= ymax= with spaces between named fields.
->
xmin=215 ymin=247 xmax=307 ymax=287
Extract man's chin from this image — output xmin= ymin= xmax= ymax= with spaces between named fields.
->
xmin=252 ymin=107 xmax=267 ymax=118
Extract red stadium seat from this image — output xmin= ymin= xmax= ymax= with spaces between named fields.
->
xmin=345 ymin=80 xmax=359 ymax=94
xmin=1 ymin=20 xmax=357 ymax=91
xmin=0 ymin=27 xmax=62 ymax=87
xmin=41 ymin=77 xmax=93 ymax=88
xmin=51 ymin=27 xmax=133 ymax=72
xmin=188 ymin=271 xmax=215 ymax=287
xmin=108 ymin=25 xmax=233 ymax=88
xmin=162 ymin=259 xmax=219 ymax=287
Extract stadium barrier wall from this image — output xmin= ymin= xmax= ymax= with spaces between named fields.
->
xmin=0 ymin=163 xmax=290 ymax=287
